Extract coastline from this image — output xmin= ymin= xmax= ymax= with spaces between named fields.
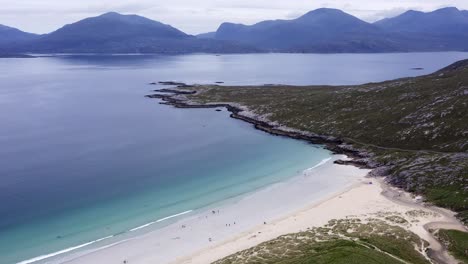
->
xmin=55 ymin=82 xmax=466 ymax=264
xmin=46 ymin=155 xmax=466 ymax=264
xmin=144 ymin=84 xmax=467 ymax=263
xmin=48 ymin=155 xmax=367 ymax=264
xmin=146 ymin=87 xmax=371 ymax=167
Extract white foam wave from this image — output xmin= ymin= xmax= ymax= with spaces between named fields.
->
xmin=17 ymin=210 xmax=194 ymax=264
xmin=129 ymin=221 xmax=157 ymax=232
xmin=306 ymin=158 xmax=332 ymax=171
xmin=130 ymin=210 xmax=193 ymax=232
xmin=16 ymin=235 xmax=113 ymax=264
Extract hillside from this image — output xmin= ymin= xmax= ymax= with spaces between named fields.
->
xmin=0 ymin=24 xmax=38 ymax=46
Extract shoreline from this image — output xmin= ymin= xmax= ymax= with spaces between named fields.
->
xmin=146 ymin=87 xmax=372 ymax=169
xmin=49 ymin=155 xmax=366 ymax=264
xmin=175 ymin=177 xmax=466 ymax=264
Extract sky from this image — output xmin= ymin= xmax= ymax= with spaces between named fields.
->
xmin=1 ymin=0 xmax=468 ymax=35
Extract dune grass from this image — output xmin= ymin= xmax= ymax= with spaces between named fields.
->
xmin=214 ymin=218 xmax=429 ymax=264
xmin=437 ymin=229 xmax=468 ymax=263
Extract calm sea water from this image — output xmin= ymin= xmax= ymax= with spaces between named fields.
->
xmin=0 ymin=52 xmax=467 ymax=264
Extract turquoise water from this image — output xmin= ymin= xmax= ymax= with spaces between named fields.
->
xmin=1 ymin=52 xmax=467 ymax=264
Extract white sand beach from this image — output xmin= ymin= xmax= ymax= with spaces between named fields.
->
xmin=51 ymin=155 xmax=465 ymax=264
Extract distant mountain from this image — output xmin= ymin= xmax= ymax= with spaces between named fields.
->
xmin=4 ymin=12 xmax=257 ymax=54
xmin=0 ymin=24 xmax=39 ymax=45
xmin=196 ymin=32 xmax=216 ymax=39
xmin=374 ymin=7 xmax=468 ymax=51
xmin=213 ymin=8 xmax=400 ymax=52
xmin=375 ymin=7 xmax=468 ymax=33
xmin=2 ymin=7 xmax=468 ymax=54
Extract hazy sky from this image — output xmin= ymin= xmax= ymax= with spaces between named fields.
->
xmin=1 ymin=0 xmax=467 ymax=34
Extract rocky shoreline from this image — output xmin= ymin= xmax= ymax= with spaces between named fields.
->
xmin=145 ymin=84 xmax=382 ymax=172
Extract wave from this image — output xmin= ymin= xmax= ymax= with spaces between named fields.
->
xmin=130 ymin=210 xmax=193 ymax=232
xmin=16 ymin=210 xmax=193 ymax=264
xmin=306 ymin=157 xmax=332 ymax=171
xmin=16 ymin=235 xmax=113 ymax=264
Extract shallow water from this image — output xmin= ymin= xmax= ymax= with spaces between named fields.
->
xmin=0 ymin=52 xmax=467 ymax=264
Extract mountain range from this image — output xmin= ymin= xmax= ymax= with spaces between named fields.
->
xmin=208 ymin=7 xmax=468 ymax=52
xmin=212 ymin=8 xmax=398 ymax=52
xmin=1 ymin=7 xmax=468 ymax=54
xmin=0 ymin=12 xmax=256 ymax=54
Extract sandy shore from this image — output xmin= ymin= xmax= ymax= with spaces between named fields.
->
xmin=49 ymin=155 xmax=466 ymax=264
xmin=176 ymin=177 xmax=467 ymax=264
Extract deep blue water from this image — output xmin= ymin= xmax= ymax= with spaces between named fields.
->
xmin=0 ymin=52 xmax=467 ymax=264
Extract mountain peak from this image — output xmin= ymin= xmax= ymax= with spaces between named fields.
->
xmin=300 ymin=8 xmax=345 ymax=18
xmin=433 ymin=7 xmax=460 ymax=13
xmin=295 ymin=8 xmax=368 ymax=28
xmin=92 ymin=12 xmax=155 ymax=25
xmin=99 ymin=11 xmax=122 ymax=18
xmin=401 ymin=10 xmax=423 ymax=15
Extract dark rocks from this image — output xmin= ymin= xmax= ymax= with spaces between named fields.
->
xmin=368 ymin=166 xmax=391 ymax=177
xmin=158 ymin=81 xmax=187 ymax=86
xmin=334 ymin=159 xmax=367 ymax=167
xmin=154 ymin=88 xmax=196 ymax=95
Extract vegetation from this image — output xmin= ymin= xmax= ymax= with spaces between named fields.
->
xmin=214 ymin=218 xmax=430 ymax=264
xmin=436 ymin=229 xmax=468 ymax=263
